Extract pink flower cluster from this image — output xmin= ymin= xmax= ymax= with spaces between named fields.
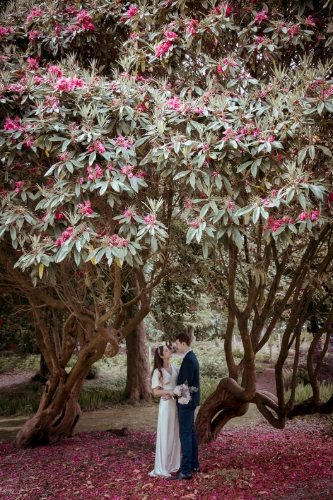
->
xmin=87 ymin=164 xmax=103 ymax=181
xmin=26 ymin=9 xmax=43 ymax=22
xmin=261 ymin=198 xmax=271 ymax=206
xmin=306 ymin=15 xmax=316 ymax=26
xmin=155 ymin=40 xmax=172 ymax=58
xmin=299 ymin=210 xmax=320 ymax=221
xmin=28 ymin=30 xmax=43 ymax=41
xmin=144 ymin=214 xmax=157 ymax=227
xmin=0 ymin=26 xmax=14 ymax=38
xmin=121 ymin=165 xmax=134 ymax=177
xmin=109 ymin=234 xmax=128 ymax=248
xmin=14 ymin=181 xmax=25 ymax=192
xmin=55 ymin=75 xmax=84 ymax=92
xmin=186 ymin=19 xmax=198 ymax=36
xmin=43 ymin=95 xmax=59 ymax=111
xmin=78 ymin=200 xmax=93 ymax=216
xmin=88 ymin=141 xmax=105 ymax=153
xmin=7 ymin=84 xmax=24 ymax=93
xmin=3 ymin=116 xmax=26 ymax=131
xmin=327 ymin=192 xmax=333 ymax=207
xmin=115 ymin=135 xmax=133 ymax=149
xmin=264 ymin=216 xmax=293 ymax=232
xmin=56 ymin=227 xmax=74 ymax=246
xmin=55 ymin=207 xmax=65 ymax=220
xmin=58 ymin=152 xmax=69 ymax=162
xmin=188 ymin=221 xmax=199 ymax=228
xmin=27 ymin=57 xmax=39 ymax=70
xmin=127 ymin=6 xmax=138 ymax=17
xmin=228 ymin=201 xmax=235 ymax=210
xmin=75 ymin=10 xmax=95 ymax=31
xmin=123 ymin=209 xmax=137 ymax=218
xmin=288 ymin=25 xmax=299 ymax=38
xmin=215 ymin=4 xmax=232 ymax=16
xmin=48 ymin=65 xmax=63 ymax=77
xmin=254 ymin=10 xmax=268 ymax=24
xmin=167 ymin=97 xmax=182 ymax=110
xmin=23 ymin=134 xmax=34 ymax=147
xmin=165 ymin=31 xmax=178 ymax=40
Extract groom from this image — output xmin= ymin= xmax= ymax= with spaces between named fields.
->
xmin=167 ymin=332 xmax=200 ymax=481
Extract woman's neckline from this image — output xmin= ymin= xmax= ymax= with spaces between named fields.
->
xmin=162 ymin=366 xmax=173 ymax=375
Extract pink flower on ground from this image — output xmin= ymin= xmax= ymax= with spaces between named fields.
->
xmin=26 ymin=9 xmax=43 ymax=22
xmin=254 ymin=10 xmax=268 ymax=24
xmin=299 ymin=212 xmax=308 ymax=221
xmin=127 ymin=6 xmax=138 ymax=17
xmin=167 ymin=98 xmax=182 ymax=110
xmin=144 ymin=214 xmax=157 ymax=227
xmin=310 ymin=210 xmax=320 ymax=221
xmin=78 ymin=200 xmax=93 ymax=216
xmin=155 ymin=40 xmax=172 ymax=58
xmin=165 ymin=31 xmax=178 ymax=40
xmin=48 ymin=65 xmax=63 ymax=77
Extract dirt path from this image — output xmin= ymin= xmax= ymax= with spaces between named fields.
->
xmin=0 ymin=369 xmax=277 ymax=442
xmin=0 ymin=371 xmax=35 ymax=388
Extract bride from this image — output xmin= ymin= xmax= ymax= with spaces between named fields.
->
xmin=149 ymin=345 xmax=180 ymax=478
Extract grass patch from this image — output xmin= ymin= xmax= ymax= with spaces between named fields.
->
xmin=285 ymin=383 xmax=333 ymax=403
xmin=0 ymin=354 xmax=40 ymax=374
xmin=0 ymin=381 xmax=44 ymax=416
xmin=200 ymin=376 xmax=219 ymax=404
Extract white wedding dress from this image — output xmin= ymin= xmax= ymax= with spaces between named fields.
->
xmin=149 ymin=365 xmax=181 ymax=477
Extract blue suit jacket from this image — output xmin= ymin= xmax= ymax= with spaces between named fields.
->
xmin=177 ymin=350 xmax=200 ymax=408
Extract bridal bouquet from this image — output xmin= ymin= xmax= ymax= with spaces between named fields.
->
xmin=173 ymin=382 xmax=198 ymax=405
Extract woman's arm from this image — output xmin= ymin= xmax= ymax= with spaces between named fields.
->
xmin=152 ymin=386 xmax=174 ymax=397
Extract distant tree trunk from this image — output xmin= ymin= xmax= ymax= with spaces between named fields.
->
xmin=125 ymin=316 xmax=151 ymax=402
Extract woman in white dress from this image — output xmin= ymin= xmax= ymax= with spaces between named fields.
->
xmin=149 ymin=345 xmax=181 ymax=478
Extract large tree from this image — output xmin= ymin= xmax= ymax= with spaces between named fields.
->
xmin=1 ymin=0 xmax=333 ymax=448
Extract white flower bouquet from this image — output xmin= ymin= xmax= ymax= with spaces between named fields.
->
xmin=173 ymin=381 xmax=198 ymax=405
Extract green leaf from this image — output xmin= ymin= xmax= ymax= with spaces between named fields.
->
xmin=252 ymin=206 xmax=260 ymax=224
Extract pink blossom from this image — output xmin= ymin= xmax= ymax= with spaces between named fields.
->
xmin=167 ymin=97 xmax=182 ymax=110
xmin=306 ymin=15 xmax=316 ymax=26
xmin=28 ymin=30 xmax=43 ymax=41
xmin=287 ymin=25 xmax=299 ymax=38
xmin=75 ymin=10 xmax=95 ymax=31
xmin=79 ymin=178 xmax=84 ymax=184
xmin=123 ymin=208 xmax=137 ymax=218
xmin=1 ymin=189 xmax=8 ymax=197
xmin=3 ymin=116 xmax=25 ymax=131
xmin=327 ymin=192 xmax=333 ymax=206
xmin=188 ymin=221 xmax=199 ymax=228
xmin=43 ymin=95 xmax=59 ymax=111
xmin=185 ymin=198 xmax=192 ymax=209
xmin=58 ymin=152 xmax=69 ymax=162
xmin=276 ymin=154 xmax=284 ymax=161
xmin=88 ymin=140 xmax=106 ymax=153
xmin=228 ymin=201 xmax=235 ymax=211
xmin=254 ymin=10 xmax=268 ymax=24
xmin=212 ymin=171 xmax=218 ymax=177
xmin=217 ymin=65 xmax=223 ymax=74
xmin=130 ymin=32 xmax=138 ymax=40
xmin=55 ymin=207 xmax=65 ymax=220
xmin=261 ymin=199 xmax=271 ymax=206
xmin=114 ymin=135 xmax=133 ymax=149
xmin=299 ymin=212 xmax=308 ymax=221
xmin=27 ymin=57 xmax=39 ymax=70
xmin=310 ymin=210 xmax=320 ymax=221
xmin=186 ymin=19 xmax=198 ymax=36
xmin=121 ymin=165 xmax=134 ymax=176
xmin=0 ymin=26 xmax=14 ymax=38
xmin=14 ymin=181 xmax=25 ymax=192
xmin=127 ymin=6 xmax=138 ymax=17
xmin=7 ymin=84 xmax=24 ymax=93
xmin=55 ymin=75 xmax=84 ymax=92
xmin=33 ymin=75 xmax=45 ymax=85
xmin=255 ymin=36 xmax=264 ymax=44
xmin=55 ymin=23 xmax=62 ymax=37
xmin=56 ymin=227 xmax=74 ymax=246
xmin=48 ymin=65 xmax=63 ymax=77
xmin=144 ymin=214 xmax=157 ymax=227
xmin=78 ymin=200 xmax=93 ymax=216
xmin=223 ymin=127 xmax=234 ymax=140
xmin=189 ymin=305 xmax=196 ymax=311
xmin=23 ymin=135 xmax=34 ymax=148
xmin=165 ymin=31 xmax=178 ymax=40
xmin=135 ymin=171 xmax=146 ymax=178
xmin=87 ymin=164 xmax=103 ymax=181
xmin=109 ymin=234 xmax=128 ymax=248
xmin=155 ymin=40 xmax=172 ymax=58
xmin=26 ymin=9 xmax=43 ymax=22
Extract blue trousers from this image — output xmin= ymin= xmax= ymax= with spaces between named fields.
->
xmin=178 ymin=406 xmax=199 ymax=475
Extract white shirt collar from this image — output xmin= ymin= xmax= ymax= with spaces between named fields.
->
xmin=184 ymin=348 xmax=192 ymax=357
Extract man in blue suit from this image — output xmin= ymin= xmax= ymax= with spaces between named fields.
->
xmin=167 ymin=332 xmax=200 ymax=481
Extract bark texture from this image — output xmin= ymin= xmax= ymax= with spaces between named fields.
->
xmin=125 ymin=319 xmax=151 ymax=401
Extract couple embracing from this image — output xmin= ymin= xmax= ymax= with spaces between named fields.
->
xmin=149 ymin=332 xmax=200 ymax=480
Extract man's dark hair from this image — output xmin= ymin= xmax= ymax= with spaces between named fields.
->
xmin=175 ymin=332 xmax=191 ymax=346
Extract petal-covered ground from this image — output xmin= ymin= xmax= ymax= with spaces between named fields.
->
xmin=0 ymin=419 xmax=332 ymax=500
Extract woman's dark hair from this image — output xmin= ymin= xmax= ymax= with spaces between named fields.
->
xmin=175 ymin=332 xmax=191 ymax=346
xmin=152 ymin=345 xmax=165 ymax=382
